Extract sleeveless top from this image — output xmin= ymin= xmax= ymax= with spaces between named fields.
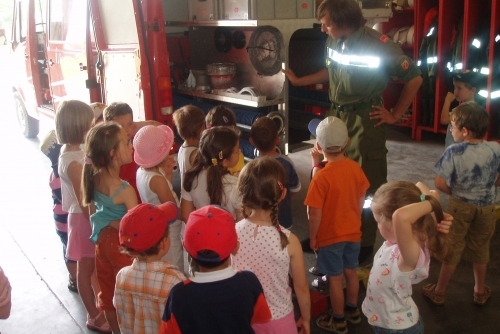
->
xmin=58 ymin=149 xmax=85 ymax=213
xmin=362 ymin=241 xmax=429 ymax=330
xmin=90 ymin=181 xmax=129 ymax=243
xmin=136 ymin=168 xmax=180 ymax=207
xmin=232 ymin=219 xmax=293 ymax=320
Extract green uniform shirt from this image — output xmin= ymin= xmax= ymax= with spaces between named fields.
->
xmin=325 ymin=26 xmax=421 ymax=105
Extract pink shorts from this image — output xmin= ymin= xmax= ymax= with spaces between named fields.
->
xmin=66 ymin=212 xmax=96 ymax=261
xmin=252 ymin=310 xmax=296 ymax=334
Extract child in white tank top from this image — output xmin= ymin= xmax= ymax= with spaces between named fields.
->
xmin=133 ymin=125 xmax=185 ymax=273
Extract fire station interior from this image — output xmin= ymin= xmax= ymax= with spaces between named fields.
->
xmin=3 ymin=0 xmax=500 ymax=333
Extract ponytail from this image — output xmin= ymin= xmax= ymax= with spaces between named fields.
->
xmin=81 ymin=162 xmax=96 ymax=206
xmin=183 ymin=127 xmax=238 ymax=205
xmin=422 ymin=194 xmax=452 ymax=262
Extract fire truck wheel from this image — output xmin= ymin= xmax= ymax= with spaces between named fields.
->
xmin=14 ymin=92 xmax=39 ymax=138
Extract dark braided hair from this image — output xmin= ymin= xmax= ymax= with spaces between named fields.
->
xmin=238 ymin=157 xmax=289 ymax=250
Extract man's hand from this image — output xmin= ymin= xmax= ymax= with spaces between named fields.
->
xmin=282 ymin=68 xmax=299 ymax=86
xmin=369 ymin=105 xmax=397 ymax=127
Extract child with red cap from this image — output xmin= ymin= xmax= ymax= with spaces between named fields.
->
xmin=133 ymin=125 xmax=185 ymax=273
xmin=114 ymin=202 xmax=186 ymax=334
xmin=160 ymin=205 xmax=271 ymax=334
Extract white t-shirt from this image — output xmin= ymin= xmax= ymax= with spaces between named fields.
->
xmin=58 ymin=149 xmax=85 ymax=213
xmin=177 ymin=145 xmax=197 ymax=188
xmin=362 ymin=241 xmax=429 ymax=330
xmin=181 ymin=169 xmax=239 ymax=218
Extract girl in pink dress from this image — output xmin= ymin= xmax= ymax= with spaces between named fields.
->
xmin=232 ymin=157 xmax=311 ymax=334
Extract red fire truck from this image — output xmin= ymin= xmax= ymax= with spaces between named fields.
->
xmin=11 ymin=0 xmax=173 ymax=138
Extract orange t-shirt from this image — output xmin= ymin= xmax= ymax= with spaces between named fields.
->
xmin=304 ymin=158 xmax=369 ymax=248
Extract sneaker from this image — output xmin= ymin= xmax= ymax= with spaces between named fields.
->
xmin=344 ymin=307 xmax=361 ymax=324
xmin=309 ymin=266 xmax=325 ymax=276
xmin=316 ymin=314 xmax=347 ymax=334
xmin=312 ymin=275 xmax=328 ymax=289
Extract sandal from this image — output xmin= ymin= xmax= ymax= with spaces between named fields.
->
xmin=86 ymin=311 xmax=112 ymax=333
xmin=67 ymin=275 xmax=78 ymax=293
xmin=422 ymin=283 xmax=445 ymax=305
xmin=308 ymin=266 xmax=325 ymax=276
xmin=474 ymin=285 xmax=492 ymax=305
xmin=316 ymin=313 xmax=347 ymax=334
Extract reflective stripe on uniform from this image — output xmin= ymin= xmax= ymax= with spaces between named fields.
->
xmin=327 ymin=47 xmax=380 ymax=68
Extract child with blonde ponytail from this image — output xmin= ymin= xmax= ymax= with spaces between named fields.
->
xmin=232 ymin=157 xmax=311 ymax=334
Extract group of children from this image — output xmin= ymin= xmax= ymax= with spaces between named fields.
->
xmin=39 ymin=74 xmax=499 ymax=334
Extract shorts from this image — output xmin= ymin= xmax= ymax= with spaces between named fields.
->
xmin=371 ymin=315 xmax=424 ymax=334
xmin=66 ymin=213 xmax=96 ymax=261
xmin=446 ymin=197 xmax=496 ymax=265
xmin=95 ymin=226 xmax=133 ymax=311
xmin=252 ymin=310 xmax=296 ymax=334
xmin=317 ymin=242 xmax=360 ymax=276
xmin=55 ymin=229 xmax=76 ymax=264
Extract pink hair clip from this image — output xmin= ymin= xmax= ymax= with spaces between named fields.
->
xmin=276 ymin=226 xmax=282 ymax=232
xmin=277 ymin=181 xmax=284 ymax=191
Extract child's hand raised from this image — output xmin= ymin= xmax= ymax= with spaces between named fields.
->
xmin=436 ymin=213 xmax=453 ymax=234
xmin=310 ymin=148 xmax=320 ymax=166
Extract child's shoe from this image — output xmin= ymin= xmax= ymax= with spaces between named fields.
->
xmin=86 ymin=311 xmax=112 ymax=333
xmin=344 ymin=307 xmax=361 ymax=324
xmin=316 ymin=314 xmax=347 ymax=334
xmin=473 ymin=285 xmax=492 ymax=305
xmin=67 ymin=275 xmax=78 ymax=293
xmin=311 ymin=275 xmax=329 ymax=289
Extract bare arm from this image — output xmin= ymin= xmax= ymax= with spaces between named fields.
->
xmin=392 ymin=200 xmax=434 ymax=272
xmin=282 ymin=68 xmax=329 ymax=87
xmin=180 ymin=198 xmax=195 ymax=223
xmin=288 ymin=233 xmax=311 ymax=334
xmin=370 ymin=75 xmax=423 ymax=127
xmin=440 ymin=92 xmax=455 ymax=125
xmin=0 ymin=268 xmax=11 ymax=319
xmin=308 ymin=207 xmax=322 ymax=251
xmin=67 ymin=161 xmax=90 ymax=221
xmin=434 ymin=175 xmax=451 ymax=195
xmin=150 ymin=175 xmax=177 ymax=204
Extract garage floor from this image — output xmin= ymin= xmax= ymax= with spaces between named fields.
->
xmin=0 ymin=85 xmax=499 ymax=333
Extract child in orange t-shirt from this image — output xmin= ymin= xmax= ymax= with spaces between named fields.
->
xmin=304 ymin=116 xmax=369 ymax=333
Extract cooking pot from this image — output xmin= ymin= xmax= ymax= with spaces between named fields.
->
xmin=206 ymin=63 xmax=236 ymax=89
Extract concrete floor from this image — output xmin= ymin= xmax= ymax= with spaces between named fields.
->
xmin=1 ymin=49 xmax=499 ymax=332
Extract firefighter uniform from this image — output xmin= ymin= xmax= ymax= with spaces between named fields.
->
xmin=324 ymin=26 xmax=421 ymax=247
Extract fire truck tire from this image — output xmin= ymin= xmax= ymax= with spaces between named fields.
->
xmin=14 ymin=92 xmax=39 ymax=138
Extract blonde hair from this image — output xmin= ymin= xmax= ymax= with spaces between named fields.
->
xmin=173 ymin=105 xmax=206 ymax=140
xmin=55 ymin=100 xmax=94 ymax=145
xmin=373 ymin=181 xmax=451 ymax=261
xmin=81 ymin=122 xmax=122 ymax=206
xmin=237 ymin=157 xmax=289 ymax=250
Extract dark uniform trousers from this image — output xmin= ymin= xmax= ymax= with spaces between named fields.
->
xmin=327 ymin=99 xmax=387 ymax=247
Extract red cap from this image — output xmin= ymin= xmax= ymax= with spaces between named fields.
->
xmin=119 ymin=202 xmax=179 ymax=252
xmin=184 ymin=206 xmax=236 ymax=262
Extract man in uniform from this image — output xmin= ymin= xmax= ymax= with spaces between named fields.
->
xmin=284 ymin=0 xmax=422 ymax=262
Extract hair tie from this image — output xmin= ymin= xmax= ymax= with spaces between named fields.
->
xmin=218 ymin=151 xmax=223 ymax=159
xmin=84 ymin=156 xmax=93 ymax=165
xmin=211 ymin=158 xmax=218 ymax=166
xmin=420 ymin=194 xmax=426 ymax=202
xmin=277 ymin=181 xmax=284 ymax=191
xmin=276 ymin=226 xmax=282 ymax=233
